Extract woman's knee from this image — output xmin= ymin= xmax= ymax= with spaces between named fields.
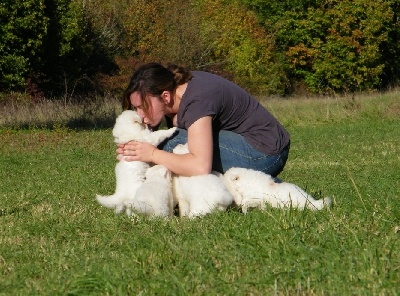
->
xmin=263 ymin=145 xmax=290 ymax=177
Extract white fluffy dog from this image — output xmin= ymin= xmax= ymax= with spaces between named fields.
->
xmin=125 ymin=164 xmax=174 ymax=218
xmin=223 ymin=167 xmax=331 ymax=213
xmin=96 ymin=110 xmax=176 ymax=214
xmin=172 ymin=144 xmax=233 ymax=218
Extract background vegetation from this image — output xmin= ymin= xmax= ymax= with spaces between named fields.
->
xmin=1 ymin=92 xmax=399 ymax=295
xmin=2 ymin=0 xmax=400 ymax=99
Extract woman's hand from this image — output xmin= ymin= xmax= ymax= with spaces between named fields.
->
xmin=116 ymin=141 xmax=157 ymax=163
xmin=115 ymin=116 xmax=214 ymax=176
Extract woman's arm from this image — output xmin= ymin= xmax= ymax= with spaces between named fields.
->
xmin=117 ymin=116 xmax=213 ymax=176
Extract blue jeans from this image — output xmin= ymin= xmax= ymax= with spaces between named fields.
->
xmin=158 ymin=128 xmax=290 ymax=177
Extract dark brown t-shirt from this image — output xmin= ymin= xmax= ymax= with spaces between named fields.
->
xmin=177 ymin=71 xmax=290 ymax=155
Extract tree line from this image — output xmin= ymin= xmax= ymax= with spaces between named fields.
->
xmin=1 ymin=0 xmax=399 ymax=99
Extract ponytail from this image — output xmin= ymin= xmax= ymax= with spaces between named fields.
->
xmin=166 ymin=64 xmax=193 ymax=85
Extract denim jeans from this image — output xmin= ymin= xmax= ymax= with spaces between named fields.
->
xmin=158 ymin=128 xmax=290 ymax=177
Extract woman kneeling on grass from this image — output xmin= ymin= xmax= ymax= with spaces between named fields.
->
xmin=116 ymin=62 xmax=290 ymax=177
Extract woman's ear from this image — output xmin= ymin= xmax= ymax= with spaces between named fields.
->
xmin=160 ymin=91 xmax=172 ymax=105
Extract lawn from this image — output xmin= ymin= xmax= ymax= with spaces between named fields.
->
xmin=0 ymin=93 xmax=399 ymax=295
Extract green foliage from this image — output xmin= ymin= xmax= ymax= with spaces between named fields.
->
xmin=38 ymin=0 xmax=119 ymax=96
xmin=240 ymin=0 xmax=400 ymax=93
xmin=116 ymin=0 xmax=285 ymax=94
xmin=246 ymin=0 xmax=394 ymax=93
xmin=238 ymin=0 xmax=320 ymax=24
xmin=0 ymin=0 xmax=48 ymax=90
xmin=2 ymin=0 xmax=400 ymax=96
xmin=0 ymin=0 xmax=120 ymax=95
xmin=197 ymin=0 xmax=286 ymax=94
xmin=285 ymin=0 xmax=392 ymax=93
xmin=381 ymin=0 xmax=400 ymax=86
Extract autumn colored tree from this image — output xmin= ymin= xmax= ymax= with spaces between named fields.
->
xmin=118 ymin=0 xmax=285 ymax=94
xmin=2 ymin=0 xmax=400 ymax=97
xmin=199 ymin=0 xmax=287 ymax=94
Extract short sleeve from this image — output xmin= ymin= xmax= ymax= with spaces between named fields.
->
xmin=178 ymin=96 xmax=218 ymax=129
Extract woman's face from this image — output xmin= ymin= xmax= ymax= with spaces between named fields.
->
xmin=130 ymin=91 xmax=166 ymax=128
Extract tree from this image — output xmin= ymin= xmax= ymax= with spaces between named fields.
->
xmin=38 ymin=0 xmax=119 ymax=97
xmin=380 ymin=0 xmax=400 ymax=87
xmin=198 ymin=0 xmax=286 ymax=94
xmin=0 ymin=0 xmax=48 ymax=90
xmin=285 ymin=0 xmax=392 ymax=93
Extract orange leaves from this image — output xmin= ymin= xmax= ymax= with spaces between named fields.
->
xmin=287 ymin=43 xmax=319 ymax=68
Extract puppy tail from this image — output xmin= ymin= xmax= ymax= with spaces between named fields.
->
xmin=96 ymin=194 xmax=125 ymax=214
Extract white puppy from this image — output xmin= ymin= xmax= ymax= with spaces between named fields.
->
xmin=223 ymin=167 xmax=331 ymax=213
xmin=96 ymin=110 xmax=176 ymax=214
xmin=125 ymin=164 xmax=174 ymax=218
xmin=172 ymin=144 xmax=233 ymax=218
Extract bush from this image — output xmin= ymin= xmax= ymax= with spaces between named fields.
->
xmin=240 ymin=0 xmax=399 ymax=94
xmin=38 ymin=0 xmax=119 ymax=97
xmin=118 ymin=0 xmax=286 ymax=94
xmin=276 ymin=0 xmax=393 ymax=93
xmin=198 ymin=0 xmax=287 ymax=94
xmin=0 ymin=0 xmax=121 ymax=97
xmin=0 ymin=0 xmax=48 ymax=91
xmin=2 ymin=0 xmax=400 ymax=97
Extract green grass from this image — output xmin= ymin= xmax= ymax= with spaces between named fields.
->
xmin=0 ymin=93 xmax=399 ymax=295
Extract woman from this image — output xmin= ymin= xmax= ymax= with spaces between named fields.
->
xmin=117 ymin=62 xmax=290 ymax=177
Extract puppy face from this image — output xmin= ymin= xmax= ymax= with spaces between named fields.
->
xmin=112 ymin=110 xmax=150 ymax=143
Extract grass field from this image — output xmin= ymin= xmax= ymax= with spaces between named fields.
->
xmin=0 ymin=92 xmax=399 ymax=295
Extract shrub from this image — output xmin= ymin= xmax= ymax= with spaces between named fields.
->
xmin=117 ymin=0 xmax=286 ymax=95
xmin=0 ymin=0 xmax=48 ymax=91
xmin=281 ymin=0 xmax=393 ymax=93
xmin=0 ymin=0 xmax=121 ymax=97
xmin=38 ymin=0 xmax=120 ymax=97
xmin=198 ymin=0 xmax=287 ymax=94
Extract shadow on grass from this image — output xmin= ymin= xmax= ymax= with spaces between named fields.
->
xmin=66 ymin=115 xmax=116 ymax=130
xmin=0 ymin=94 xmax=122 ymax=131
xmin=2 ymin=114 xmax=116 ymax=131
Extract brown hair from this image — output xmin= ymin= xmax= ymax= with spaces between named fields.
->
xmin=122 ymin=63 xmax=193 ymax=112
